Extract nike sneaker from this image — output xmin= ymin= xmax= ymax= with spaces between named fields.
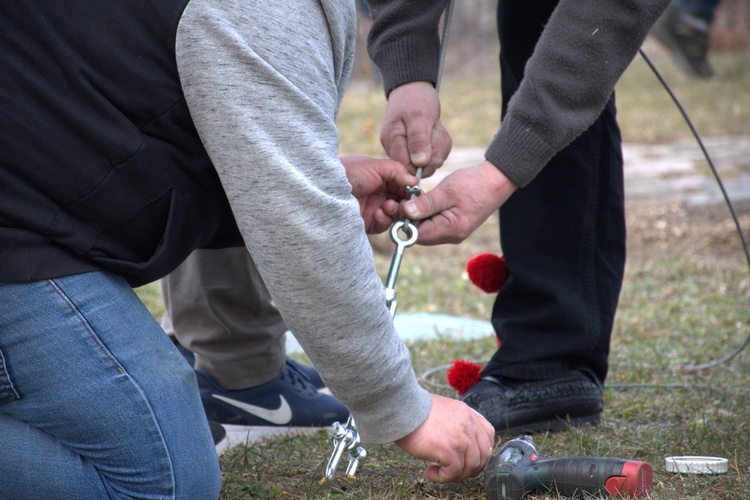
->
xmin=196 ymin=361 xmax=349 ymax=430
xmin=175 ymin=341 xmax=327 ymax=389
xmin=287 ymin=357 xmax=326 ymax=389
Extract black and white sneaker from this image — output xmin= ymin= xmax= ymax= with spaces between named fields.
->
xmin=196 ymin=360 xmax=349 ymax=444
xmin=176 ymin=341 xmax=327 ymax=390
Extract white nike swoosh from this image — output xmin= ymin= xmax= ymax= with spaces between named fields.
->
xmin=212 ymin=394 xmax=293 ymax=425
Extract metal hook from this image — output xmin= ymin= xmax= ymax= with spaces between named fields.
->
xmin=384 ymin=221 xmax=419 ymax=316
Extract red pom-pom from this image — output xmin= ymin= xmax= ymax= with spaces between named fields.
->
xmin=446 ymin=360 xmax=483 ymax=396
xmin=466 ymin=253 xmax=508 ymax=293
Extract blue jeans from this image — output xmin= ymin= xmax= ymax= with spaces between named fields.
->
xmin=0 ymin=272 xmax=221 ymax=499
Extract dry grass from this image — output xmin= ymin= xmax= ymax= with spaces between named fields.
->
xmin=216 ymin=196 xmax=750 ymax=499
xmin=134 ymin=38 xmax=750 ymax=500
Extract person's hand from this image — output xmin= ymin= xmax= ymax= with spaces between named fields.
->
xmin=401 ymin=160 xmax=518 ymax=245
xmin=395 ymin=394 xmax=495 ymax=483
xmin=381 ymin=82 xmax=451 ymax=178
xmin=341 ymin=155 xmax=418 ymax=234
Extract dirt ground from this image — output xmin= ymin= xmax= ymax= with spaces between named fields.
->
xmin=626 ymin=195 xmax=750 ymax=266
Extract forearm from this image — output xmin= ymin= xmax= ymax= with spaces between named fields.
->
xmin=366 ymin=0 xmax=448 ymax=95
xmin=486 ymin=0 xmax=670 ymax=187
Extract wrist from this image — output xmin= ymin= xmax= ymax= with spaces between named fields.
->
xmin=388 ymin=80 xmax=435 ymax=99
xmin=388 ymin=81 xmax=436 ymax=101
xmin=480 ymin=159 xmax=518 ymax=202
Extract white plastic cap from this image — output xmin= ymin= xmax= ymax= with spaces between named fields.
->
xmin=665 ymin=456 xmax=728 ymax=474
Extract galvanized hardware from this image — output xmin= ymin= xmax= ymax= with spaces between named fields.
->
xmin=405 ymin=167 xmax=424 ymax=196
xmin=402 ymin=167 xmax=423 ymax=229
xmin=321 ymin=221 xmax=417 ymax=485
xmin=323 ymin=416 xmax=367 ymax=483
xmin=405 ymin=183 xmax=422 ymax=196
xmin=323 ymin=218 xmax=417 ymax=483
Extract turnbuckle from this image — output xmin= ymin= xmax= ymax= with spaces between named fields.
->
xmin=320 ymin=0 xmax=455 ymax=481
xmin=321 ymin=221 xmax=418 ymax=484
xmin=321 ymin=178 xmax=421 ymax=484
xmin=321 ymin=219 xmax=419 ymax=485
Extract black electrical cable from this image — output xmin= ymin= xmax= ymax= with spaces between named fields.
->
xmin=637 ymin=49 xmax=750 ymax=274
xmin=633 ymin=48 xmax=750 ymax=372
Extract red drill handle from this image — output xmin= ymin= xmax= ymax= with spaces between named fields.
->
xmin=604 ymin=460 xmax=653 ymax=497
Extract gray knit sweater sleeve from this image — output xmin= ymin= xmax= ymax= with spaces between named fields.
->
xmin=367 ymin=0 xmax=671 ymax=187
xmin=175 ymin=0 xmax=431 ymax=444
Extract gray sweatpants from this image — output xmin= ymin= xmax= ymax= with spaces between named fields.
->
xmin=161 ymin=248 xmax=287 ymax=390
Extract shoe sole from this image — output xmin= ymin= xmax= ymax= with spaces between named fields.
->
xmin=221 ymin=424 xmax=329 ymax=451
xmin=496 ymin=412 xmax=601 ymax=437
xmin=215 ymin=435 xmax=230 ymax=458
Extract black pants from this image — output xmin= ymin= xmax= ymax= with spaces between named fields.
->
xmin=484 ymin=0 xmax=626 ymax=384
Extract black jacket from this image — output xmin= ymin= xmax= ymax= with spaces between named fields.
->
xmin=0 ymin=1 xmax=242 ymax=287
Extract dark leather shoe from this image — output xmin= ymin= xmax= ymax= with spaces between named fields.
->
xmin=461 ymin=371 xmax=603 ymax=435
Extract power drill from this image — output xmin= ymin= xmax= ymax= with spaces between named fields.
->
xmin=484 ymin=435 xmax=653 ymax=499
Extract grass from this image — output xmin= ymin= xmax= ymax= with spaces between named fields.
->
xmin=135 ymin=44 xmax=750 ymax=498
xmin=213 ymin=201 xmax=750 ymax=499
